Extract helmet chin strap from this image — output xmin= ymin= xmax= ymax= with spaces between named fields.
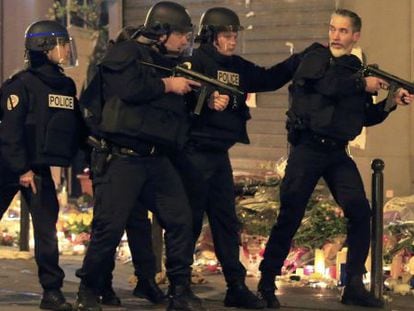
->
xmin=156 ymin=41 xmax=168 ymax=55
xmin=139 ymin=31 xmax=184 ymax=57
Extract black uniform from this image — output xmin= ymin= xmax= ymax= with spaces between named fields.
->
xmin=259 ymin=43 xmax=394 ymax=280
xmin=0 ymin=62 xmax=80 ymax=290
xmin=98 ymin=203 xmax=157 ymax=291
xmin=125 ymin=207 xmax=157 ymax=280
xmin=76 ymin=40 xmax=193 ymax=290
xmin=174 ymin=43 xmax=303 ymax=285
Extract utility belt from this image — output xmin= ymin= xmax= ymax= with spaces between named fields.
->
xmin=87 ymin=136 xmax=158 ymax=157
xmin=301 ymin=131 xmax=348 ymax=150
xmin=111 ymin=145 xmax=157 ymax=157
xmin=87 ymin=136 xmax=159 ymax=177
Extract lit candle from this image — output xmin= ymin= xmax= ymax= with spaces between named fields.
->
xmin=408 ymin=256 xmax=414 ymax=275
xmin=314 ymin=249 xmax=325 ymax=275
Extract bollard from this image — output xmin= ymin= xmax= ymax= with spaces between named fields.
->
xmin=370 ymin=159 xmax=384 ymax=300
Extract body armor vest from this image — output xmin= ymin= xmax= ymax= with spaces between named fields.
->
xmin=83 ymin=41 xmax=190 ymax=149
xmin=19 ymin=71 xmax=79 ymax=167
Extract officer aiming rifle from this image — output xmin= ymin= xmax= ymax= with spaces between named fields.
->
xmin=340 ymin=62 xmax=414 ymax=111
xmin=139 ymin=60 xmax=244 ymax=115
xmin=361 ymin=64 xmax=414 ymax=109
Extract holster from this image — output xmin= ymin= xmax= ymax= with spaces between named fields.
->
xmin=286 ymin=111 xmax=305 ymax=146
xmin=87 ymin=136 xmax=111 ymax=177
xmin=91 ymin=148 xmax=111 ymax=177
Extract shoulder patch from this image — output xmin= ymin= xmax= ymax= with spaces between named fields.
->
xmin=6 ymin=94 xmax=19 ymax=110
xmin=182 ymin=61 xmax=192 ymax=70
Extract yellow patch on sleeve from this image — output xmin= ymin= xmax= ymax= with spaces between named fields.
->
xmin=182 ymin=61 xmax=192 ymax=70
xmin=6 ymin=94 xmax=19 ymax=111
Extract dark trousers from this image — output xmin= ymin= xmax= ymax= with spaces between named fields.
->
xmin=259 ymin=142 xmax=371 ymax=278
xmin=78 ymin=154 xmax=193 ymax=289
xmin=100 ymin=207 xmax=157 ymax=290
xmin=173 ymin=148 xmax=246 ymax=285
xmin=126 ymin=207 xmax=157 ymax=280
xmin=0 ymin=167 xmax=65 ymax=290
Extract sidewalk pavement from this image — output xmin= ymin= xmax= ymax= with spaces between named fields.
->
xmin=0 ymin=250 xmax=412 ymax=311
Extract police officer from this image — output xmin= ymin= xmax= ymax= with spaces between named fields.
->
xmin=0 ymin=20 xmax=81 ymax=311
xmin=257 ymin=9 xmax=414 ymax=309
xmin=172 ymin=7 xmax=306 ymax=309
xmin=92 ymin=26 xmax=165 ymax=307
xmin=74 ymin=2 xmax=205 ymax=311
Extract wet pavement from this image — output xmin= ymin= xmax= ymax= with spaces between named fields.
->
xmin=0 ymin=249 xmax=412 ymax=310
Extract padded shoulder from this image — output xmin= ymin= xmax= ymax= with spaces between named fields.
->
xmin=100 ymin=41 xmax=151 ymax=71
xmin=294 ymin=43 xmax=331 ymax=80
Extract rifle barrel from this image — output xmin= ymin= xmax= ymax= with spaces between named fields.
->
xmin=140 ymin=61 xmax=172 ymax=73
xmin=365 ymin=65 xmax=414 ymax=92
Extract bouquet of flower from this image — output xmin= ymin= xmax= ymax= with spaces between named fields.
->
xmin=65 ymin=210 xmax=93 ymax=234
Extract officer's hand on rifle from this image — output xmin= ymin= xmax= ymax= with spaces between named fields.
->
xmin=364 ymin=76 xmax=389 ymax=93
xmin=162 ymin=77 xmax=201 ymax=95
xmin=19 ymin=170 xmax=37 ymax=194
xmin=393 ymin=88 xmax=414 ymax=106
xmin=208 ymin=91 xmax=229 ymax=111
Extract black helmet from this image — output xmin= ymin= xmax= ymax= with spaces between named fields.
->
xmin=25 ymin=20 xmax=69 ymax=51
xmin=143 ymin=1 xmax=193 ymax=38
xmin=197 ymin=7 xmax=244 ymax=42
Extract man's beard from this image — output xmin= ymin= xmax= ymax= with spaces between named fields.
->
xmin=329 ymin=46 xmax=347 ymax=58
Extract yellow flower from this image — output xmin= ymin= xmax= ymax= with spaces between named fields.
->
xmin=67 ymin=213 xmax=77 ymax=225
xmin=82 ymin=213 xmax=93 ymax=226
xmin=75 ymin=214 xmax=84 ymax=224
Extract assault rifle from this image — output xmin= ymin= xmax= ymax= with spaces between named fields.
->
xmin=355 ymin=64 xmax=414 ymax=111
xmin=140 ymin=61 xmax=244 ymax=115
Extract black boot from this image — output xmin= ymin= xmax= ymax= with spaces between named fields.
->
xmin=341 ymin=275 xmax=384 ymax=308
xmin=224 ymin=282 xmax=265 ymax=309
xmin=167 ymin=284 xmax=206 ymax=311
xmin=74 ymin=284 xmax=102 ymax=311
xmin=100 ymin=286 xmax=121 ymax=306
xmin=40 ymin=289 xmax=72 ymax=311
xmin=257 ymin=277 xmax=280 ymax=309
xmin=133 ymin=278 xmax=166 ymax=304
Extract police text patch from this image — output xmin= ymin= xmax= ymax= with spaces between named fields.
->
xmin=48 ymin=94 xmax=74 ymax=110
xmin=217 ymin=71 xmax=240 ymax=86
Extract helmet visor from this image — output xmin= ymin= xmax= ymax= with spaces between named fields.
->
xmin=181 ymin=29 xmax=195 ymax=57
xmin=53 ymin=36 xmax=78 ymax=68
